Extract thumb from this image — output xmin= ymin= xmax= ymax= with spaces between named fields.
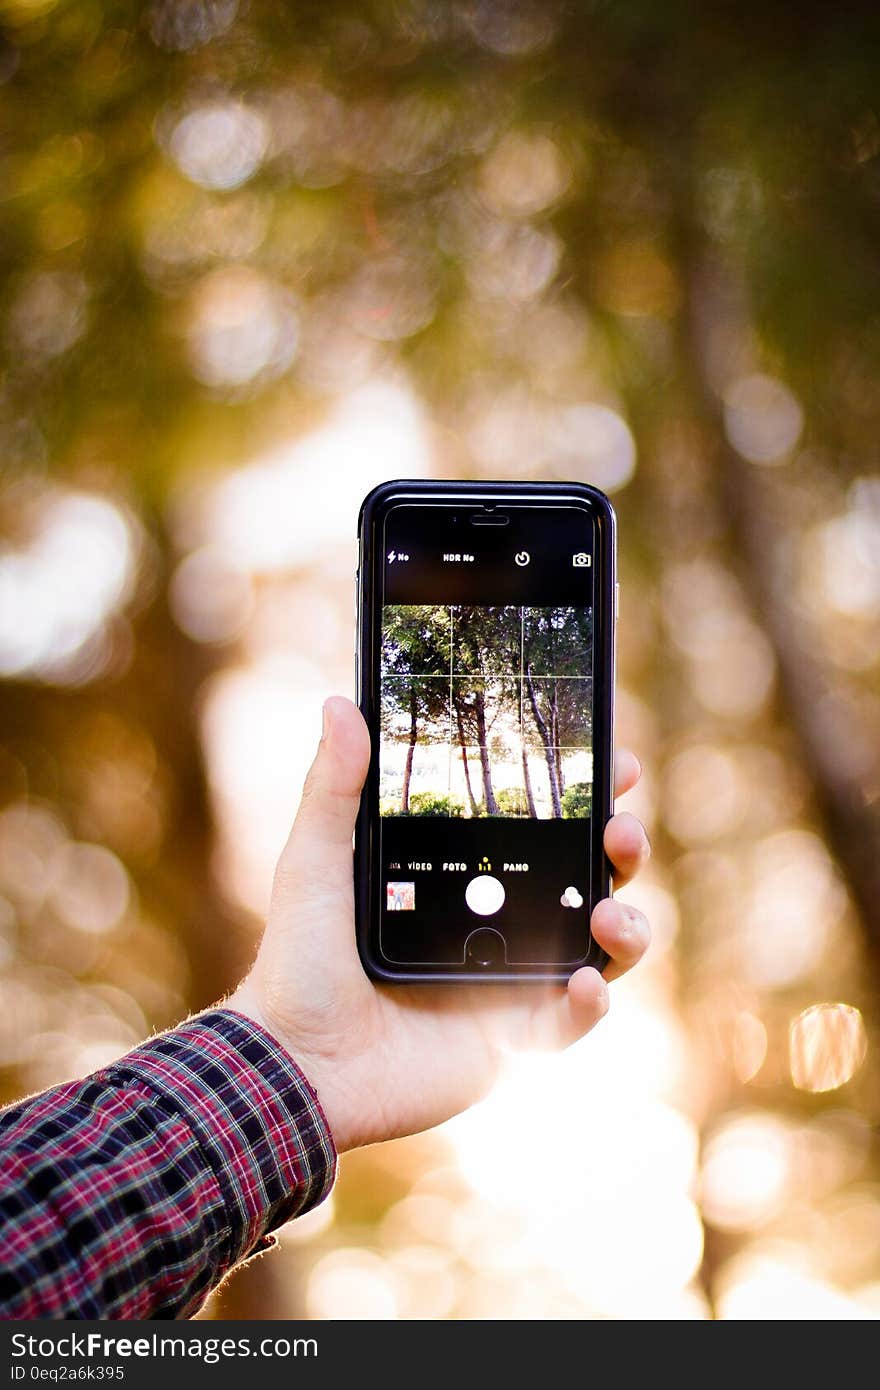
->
xmin=273 ymin=695 xmax=371 ymax=906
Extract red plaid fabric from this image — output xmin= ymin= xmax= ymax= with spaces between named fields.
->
xmin=0 ymin=1010 xmax=337 ymax=1320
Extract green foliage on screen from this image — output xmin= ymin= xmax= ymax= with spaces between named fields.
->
xmin=561 ymin=782 xmax=592 ymax=819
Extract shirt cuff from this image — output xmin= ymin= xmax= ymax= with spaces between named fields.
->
xmin=102 ymin=1009 xmax=337 ymax=1268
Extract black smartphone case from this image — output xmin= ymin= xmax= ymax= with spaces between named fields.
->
xmin=355 ymin=479 xmax=616 ymax=983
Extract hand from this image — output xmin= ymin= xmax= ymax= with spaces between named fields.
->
xmin=228 ymin=696 xmax=651 ymax=1152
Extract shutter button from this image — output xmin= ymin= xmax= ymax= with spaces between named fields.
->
xmin=464 ymin=874 xmax=505 ymax=916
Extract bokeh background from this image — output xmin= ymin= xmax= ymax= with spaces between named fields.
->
xmin=2 ymin=0 xmax=879 ymax=1320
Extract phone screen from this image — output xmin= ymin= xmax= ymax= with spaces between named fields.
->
xmin=372 ymin=498 xmax=604 ymax=971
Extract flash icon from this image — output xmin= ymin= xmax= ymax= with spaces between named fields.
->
xmin=387 ymin=550 xmax=396 ymax=563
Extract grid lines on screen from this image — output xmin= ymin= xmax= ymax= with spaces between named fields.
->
xmin=379 ymin=604 xmax=593 ymax=820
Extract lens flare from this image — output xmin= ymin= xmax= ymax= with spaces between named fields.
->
xmin=723 ymin=373 xmax=803 ymax=465
xmin=790 ymin=1003 xmax=868 ymax=1093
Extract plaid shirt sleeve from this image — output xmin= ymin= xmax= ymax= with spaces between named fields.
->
xmin=0 ymin=1009 xmax=337 ymax=1321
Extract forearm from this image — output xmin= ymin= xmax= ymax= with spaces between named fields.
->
xmin=0 ymin=1010 xmax=336 ymax=1320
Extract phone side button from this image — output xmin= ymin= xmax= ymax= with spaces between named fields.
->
xmin=615 ymin=581 xmax=620 ymax=619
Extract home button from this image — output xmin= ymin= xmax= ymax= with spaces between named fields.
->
xmin=465 ymin=928 xmax=506 ymax=968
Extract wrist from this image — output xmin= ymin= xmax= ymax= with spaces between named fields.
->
xmin=224 ymin=982 xmax=352 ymax=1151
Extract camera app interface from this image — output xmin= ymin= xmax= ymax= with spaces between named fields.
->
xmin=376 ymin=502 xmax=597 ymax=967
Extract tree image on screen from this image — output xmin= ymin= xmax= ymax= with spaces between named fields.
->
xmin=379 ymin=605 xmax=592 ymax=818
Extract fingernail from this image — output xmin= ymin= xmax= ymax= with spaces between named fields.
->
xmin=597 ymin=973 xmax=610 ymax=1013
xmin=321 ymin=699 xmax=331 ymax=743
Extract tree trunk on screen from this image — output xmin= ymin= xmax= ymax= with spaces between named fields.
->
xmin=474 ymin=689 xmax=498 ymax=815
xmin=525 ymin=666 xmax=562 ymax=818
xmin=550 ymin=684 xmax=564 ymax=795
xmin=400 ymin=686 xmax=417 ymax=813
xmin=454 ymin=700 xmax=479 ymax=816
xmin=521 ymin=741 xmax=537 ymax=818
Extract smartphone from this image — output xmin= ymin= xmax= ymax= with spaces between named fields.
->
xmin=355 ymin=479 xmax=616 ymax=983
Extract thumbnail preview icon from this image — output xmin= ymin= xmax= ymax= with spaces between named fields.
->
xmin=387 ymin=881 xmax=415 ymax=911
